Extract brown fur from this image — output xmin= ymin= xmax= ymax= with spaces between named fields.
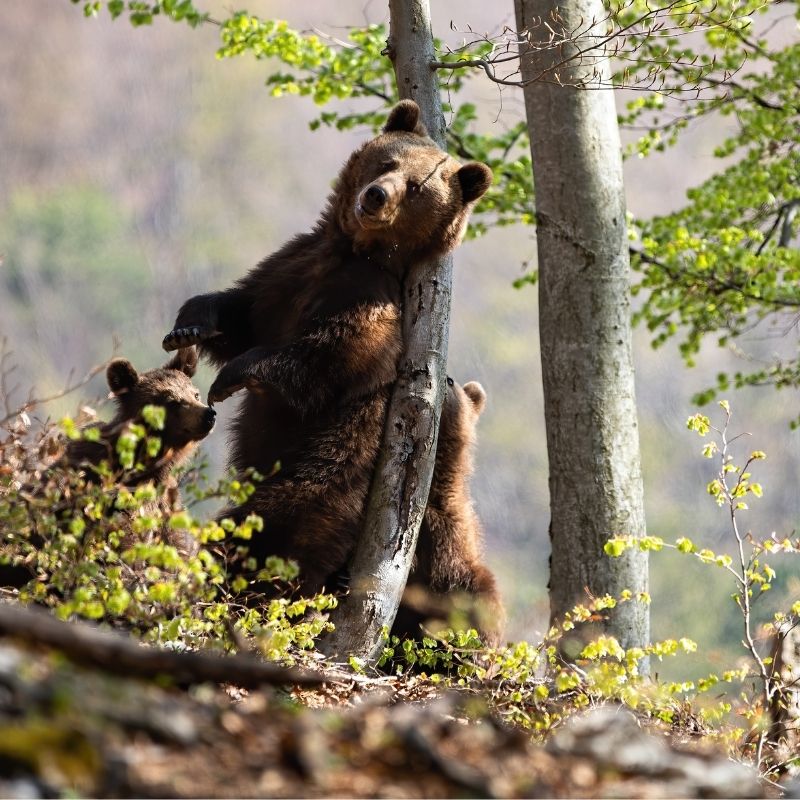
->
xmin=392 ymin=379 xmax=505 ymax=647
xmin=0 ymin=349 xmax=215 ymax=589
xmin=163 ymin=101 xmax=493 ymax=595
xmin=66 ymin=347 xmax=215 ymax=487
xmin=66 ymin=348 xmax=215 ymax=558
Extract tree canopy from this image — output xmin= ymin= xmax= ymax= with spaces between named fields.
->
xmin=68 ymin=0 xmax=800 ymax=418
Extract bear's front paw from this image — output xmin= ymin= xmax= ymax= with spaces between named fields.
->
xmin=208 ymin=363 xmax=264 ymax=405
xmin=208 ymin=375 xmax=244 ymax=406
xmin=162 ymin=325 xmax=217 ymax=352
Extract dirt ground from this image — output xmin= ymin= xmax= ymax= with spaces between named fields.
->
xmin=0 ymin=634 xmax=781 ymax=799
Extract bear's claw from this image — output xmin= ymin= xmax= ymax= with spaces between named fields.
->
xmin=162 ymin=326 xmax=214 ymax=352
xmin=208 ymin=380 xmax=244 ymax=406
xmin=208 ymin=375 xmax=266 ymax=405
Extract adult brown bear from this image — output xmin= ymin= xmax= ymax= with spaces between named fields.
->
xmin=163 ymin=100 xmax=492 ymax=596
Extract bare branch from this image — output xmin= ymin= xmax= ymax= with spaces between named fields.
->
xmin=430 ymin=0 xmax=759 ymax=97
xmin=779 ymin=199 xmax=800 ymax=248
xmin=756 ymin=200 xmax=800 ymax=255
xmin=0 ymin=343 xmax=120 ymax=428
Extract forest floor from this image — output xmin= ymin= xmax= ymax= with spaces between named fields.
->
xmin=0 ymin=604 xmax=788 ymax=800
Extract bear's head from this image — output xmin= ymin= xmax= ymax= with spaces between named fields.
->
xmin=106 ymin=347 xmax=216 ymax=450
xmin=433 ymin=377 xmax=487 ymax=490
xmin=335 ymin=100 xmax=493 ymax=263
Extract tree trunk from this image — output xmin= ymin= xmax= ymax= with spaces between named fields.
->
xmin=321 ymin=0 xmax=451 ymax=663
xmin=514 ymin=0 xmax=649 ymax=655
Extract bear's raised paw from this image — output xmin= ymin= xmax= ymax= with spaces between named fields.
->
xmin=162 ymin=325 xmax=218 ymax=352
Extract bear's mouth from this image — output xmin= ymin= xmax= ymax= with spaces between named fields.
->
xmin=354 ymin=202 xmax=396 ymax=230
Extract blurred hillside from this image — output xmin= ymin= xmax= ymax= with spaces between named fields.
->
xmin=1 ymin=0 xmax=798 ymax=673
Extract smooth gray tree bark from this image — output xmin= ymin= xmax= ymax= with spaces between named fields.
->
xmin=514 ymin=0 xmax=649 ymax=655
xmin=321 ymin=0 xmax=452 ymax=663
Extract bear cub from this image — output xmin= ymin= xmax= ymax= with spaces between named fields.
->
xmin=67 ymin=346 xmax=216 ymax=485
xmin=0 ymin=348 xmax=215 ymax=589
xmin=392 ymin=378 xmax=505 ymax=648
xmin=163 ymin=100 xmax=493 ymax=596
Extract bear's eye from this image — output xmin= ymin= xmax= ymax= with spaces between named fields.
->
xmin=406 ymin=180 xmax=420 ymax=196
xmin=379 ymin=159 xmax=398 ymax=174
xmin=194 ymin=391 xmax=201 ymax=402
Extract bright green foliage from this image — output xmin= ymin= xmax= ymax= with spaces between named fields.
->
xmin=0 ymin=411 xmax=335 ymax=663
xmin=372 ymin=590 xmax=715 ymax=737
xmin=614 ymin=0 xmax=800 ymax=408
xmin=69 ymin=0 xmax=800 ymax=410
xmin=71 ymin=0 xmax=207 ymax=26
xmin=608 ymin=401 xmax=800 ymax=769
xmin=217 ymin=18 xmax=391 ymax=110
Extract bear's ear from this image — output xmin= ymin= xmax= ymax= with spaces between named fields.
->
xmin=457 ymin=162 xmax=493 ymax=204
xmin=163 ymin=346 xmax=198 ymax=378
xmin=383 ymin=99 xmax=427 ymax=136
xmin=463 ymin=381 xmax=487 ymax=415
xmin=107 ymin=359 xmax=139 ymax=395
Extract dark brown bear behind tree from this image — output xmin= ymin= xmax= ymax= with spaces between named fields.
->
xmin=392 ymin=378 xmax=505 ymax=647
xmin=164 ymin=100 xmax=493 ymax=597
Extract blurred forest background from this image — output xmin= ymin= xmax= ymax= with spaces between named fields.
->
xmin=2 ymin=0 xmax=798 ymax=677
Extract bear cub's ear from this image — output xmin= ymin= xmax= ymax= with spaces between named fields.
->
xmin=463 ymin=381 xmax=487 ymax=415
xmin=457 ymin=163 xmax=493 ymax=204
xmin=164 ymin=346 xmax=198 ymax=378
xmin=383 ymin=99 xmax=428 ymax=136
xmin=107 ymin=359 xmax=139 ymax=395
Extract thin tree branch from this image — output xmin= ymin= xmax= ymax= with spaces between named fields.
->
xmin=0 ymin=346 xmax=119 ymax=428
xmin=779 ymin=199 xmax=800 ymax=248
xmin=432 ymin=0 xmax=754 ymax=95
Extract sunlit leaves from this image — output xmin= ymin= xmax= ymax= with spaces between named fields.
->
xmin=620 ymin=1 xmax=800 ymax=407
xmin=1 ymin=414 xmax=336 ymax=663
xmin=71 ymin=0 xmax=207 ymax=26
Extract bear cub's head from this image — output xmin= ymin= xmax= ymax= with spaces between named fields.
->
xmin=337 ymin=100 xmax=493 ymax=261
xmin=106 ymin=347 xmax=216 ymax=451
xmin=433 ymin=376 xmax=487 ymax=490
xmin=445 ymin=377 xmax=486 ymax=450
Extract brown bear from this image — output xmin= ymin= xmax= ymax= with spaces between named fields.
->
xmin=391 ymin=378 xmax=505 ymax=648
xmin=66 ymin=347 xmax=215 ymax=486
xmin=163 ymin=100 xmax=493 ymax=596
xmin=0 ymin=348 xmax=215 ymax=587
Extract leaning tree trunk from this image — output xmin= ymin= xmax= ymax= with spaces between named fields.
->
xmin=321 ymin=0 xmax=451 ymax=663
xmin=514 ymin=0 xmax=649 ymax=656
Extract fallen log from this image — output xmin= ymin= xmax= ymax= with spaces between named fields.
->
xmin=0 ymin=602 xmax=327 ymax=688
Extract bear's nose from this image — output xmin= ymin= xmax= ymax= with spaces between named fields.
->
xmin=361 ymin=184 xmax=388 ymax=213
xmin=203 ymin=407 xmax=216 ymax=430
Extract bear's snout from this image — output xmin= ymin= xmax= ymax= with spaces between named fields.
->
xmin=361 ymin=184 xmax=387 ymax=212
xmin=202 ymin=407 xmax=216 ymax=432
xmin=355 ymin=172 xmax=408 ymax=227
